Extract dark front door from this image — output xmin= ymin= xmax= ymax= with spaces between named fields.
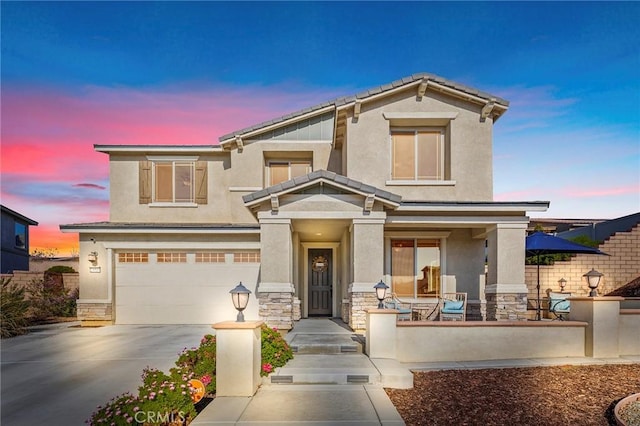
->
xmin=308 ymin=248 xmax=332 ymax=316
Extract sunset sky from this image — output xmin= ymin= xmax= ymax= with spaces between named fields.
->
xmin=1 ymin=2 xmax=639 ymax=256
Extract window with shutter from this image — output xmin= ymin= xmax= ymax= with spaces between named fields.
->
xmin=139 ymin=159 xmax=207 ymax=205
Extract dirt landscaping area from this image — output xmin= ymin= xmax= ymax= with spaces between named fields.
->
xmin=386 ymin=364 xmax=640 ymax=425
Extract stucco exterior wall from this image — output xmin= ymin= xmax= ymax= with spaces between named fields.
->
xmin=344 ymin=88 xmax=494 ymax=201
xmin=619 ymin=310 xmax=640 ymax=355
xmin=395 ymin=322 xmax=586 ymax=362
xmin=444 ymin=229 xmax=485 ymax=300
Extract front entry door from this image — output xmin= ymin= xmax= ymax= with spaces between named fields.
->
xmin=308 ymin=248 xmax=332 ymax=316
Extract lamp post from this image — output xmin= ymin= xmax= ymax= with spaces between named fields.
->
xmin=558 ymin=278 xmax=567 ymax=293
xmin=373 ymin=280 xmax=389 ymax=309
xmin=230 ymin=282 xmax=251 ymax=322
xmin=583 ymin=269 xmax=603 ymax=297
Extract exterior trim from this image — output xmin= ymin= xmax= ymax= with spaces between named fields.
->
xmin=95 ymin=145 xmax=224 ymax=154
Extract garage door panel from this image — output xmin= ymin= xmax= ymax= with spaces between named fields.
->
xmin=115 ymin=261 xmax=260 ymax=324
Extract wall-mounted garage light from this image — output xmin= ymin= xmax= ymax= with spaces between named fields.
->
xmin=88 ymin=251 xmax=98 ymax=266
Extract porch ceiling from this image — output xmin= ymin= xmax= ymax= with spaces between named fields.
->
xmin=293 ymin=219 xmax=350 ymax=242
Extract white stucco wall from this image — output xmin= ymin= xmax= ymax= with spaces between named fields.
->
xmin=344 ymin=88 xmax=494 ymax=201
xmin=396 ymin=323 xmax=586 ymax=362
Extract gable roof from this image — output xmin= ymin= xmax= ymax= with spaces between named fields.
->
xmin=219 ymin=72 xmax=509 ymax=146
xmin=242 ymin=170 xmax=402 ymax=208
xmin=1 ymin=205 xmax=38 ymax=226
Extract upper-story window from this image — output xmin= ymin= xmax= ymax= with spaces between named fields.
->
xmin=267 ymin=160 xmax=312 ymax=187
xmin=154 ymin=161 xmax=194 ymax=203
xmin=390 ymin=129 xmax=444 ymax=181
xmin=139 ymin=158 xmax=208 ymax=205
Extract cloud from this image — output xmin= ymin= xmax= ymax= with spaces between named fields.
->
xmin=73 ymin=183 xmax=107 ymax=190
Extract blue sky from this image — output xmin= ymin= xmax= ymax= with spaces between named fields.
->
xmin=1 ymin=1 xmax=639 ymax=254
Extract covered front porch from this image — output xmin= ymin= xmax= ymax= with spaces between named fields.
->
xmin=243 ymin=171 xmax=548 ymax=331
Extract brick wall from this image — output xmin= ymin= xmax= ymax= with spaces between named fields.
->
xmin=525 ymin=224 xmax=640 ymax=317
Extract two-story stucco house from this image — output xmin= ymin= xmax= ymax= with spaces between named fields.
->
xmin=61 ymin=73 xmax=549 ymax=330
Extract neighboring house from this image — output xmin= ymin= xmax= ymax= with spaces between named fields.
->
xmin=1 ymin=205 xmax=38 ymax=274
xmin=60 ymin=73 xmax=548 ymax=329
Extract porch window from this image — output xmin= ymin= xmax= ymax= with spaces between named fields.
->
xmin=153 ymin=161 xmax=195 ymax=203
xmin=391 ymin=129 xmax=444 ymax=181
xmin=391 ymin=239 xmax=441 ymax=298
xmin=267 ymin=160 xmax=311 ymax=187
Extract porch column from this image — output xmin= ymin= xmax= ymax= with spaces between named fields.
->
xmin=258 ymin=218 xmax=294 ymax=330
xmin=349 ymin=218 xmax=385 ymax=331
xmin=485 ymin=223 xmax=529 ymax=321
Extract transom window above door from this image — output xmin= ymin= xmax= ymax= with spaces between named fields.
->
xmin=391 ymin=129 xmax=444 ymax=181
xmin=267 ymin=160 xmax=312 ymax=187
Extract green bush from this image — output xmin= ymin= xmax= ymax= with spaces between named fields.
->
xmin=172 ymin=334 xmax=216 ymax=395
xmin=46 ymin=265 xmax=77 ymax=273
xmin=1 ymin=277 xmax=30 ymax=338
xmin=27 ymin=277 xmax=78 ymax=320
xmin=260 ymin=324 xmax=294 ymax=376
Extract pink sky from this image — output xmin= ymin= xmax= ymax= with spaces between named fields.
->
xmin=1 ymin=84 xmax=343 ymax=256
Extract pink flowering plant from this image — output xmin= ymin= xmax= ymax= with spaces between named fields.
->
xmin=86 ymin=392 xmax=141 ymax=425
xmin=137 ymin=367 xmax=196 ymax=422
xmin=260 ymin=324 xmax=293 ymax=377
xmin=171 ymin=334 xmax=216 ymax=394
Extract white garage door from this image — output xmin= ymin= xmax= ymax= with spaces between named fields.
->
xmin=115 ymin=251 xmax=260 ymax=324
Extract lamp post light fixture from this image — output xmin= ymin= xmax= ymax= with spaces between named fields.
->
xmin=230 ymin=282 xmax=251 ymax=322
xmin=558 ymin=278 xmax=567 ymax=293
xmin=374 ymin=280 xmax=389 ymax=309
xmin=583 ymin=269 xmax=603 ymax=297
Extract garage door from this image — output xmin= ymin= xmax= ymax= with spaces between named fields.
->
xmin=115 ymin=251 xmax=260 ymax=324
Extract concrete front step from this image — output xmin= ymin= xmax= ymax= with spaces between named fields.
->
xmin=288 ymin=333 xmax=363 ymax=354
xmin=270 ymin=353 xmax=381 ymax=385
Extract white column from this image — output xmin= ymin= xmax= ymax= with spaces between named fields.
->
xmin=213 ymin=320 xmax=263 ymax=396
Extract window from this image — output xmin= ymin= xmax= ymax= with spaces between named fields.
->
xmin=391 ymin=129 xmax=444 ymax=181
xmin=156 ymin=252 xmax=187 ymax=263
xmin=153 ymin=161 xmax=194 ymax=203
xmin=139 ymin=159 xmax=207 ymax=205
xmin=391 ymin=239 xmax=441 ymax=298
xmin=118 ymin=253 xmax=149 ymax=263
xmin=14 ymin=223 xmax=26 ymax=250
xmin=267 ymin=161 xmax=311 ymax=187
xmin=234 ymin=252 xmax=260 ymax=263
xmin=195 ymin=252 xmax=226 ymax=263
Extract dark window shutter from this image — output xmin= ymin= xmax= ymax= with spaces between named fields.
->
xmin=139 ymin=160 xmax=152 ymax=204
xmin=195 ymin=161 xmax=208 ymax=204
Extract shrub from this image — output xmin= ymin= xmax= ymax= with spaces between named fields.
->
xmin=172 ymin=334 xmax=217 ymax=395
xmin=46 ymin=265 xmax=77 ymax=273
xmin=27 ymin=277 xmax=78 ymax=320
xmin=1 ymin=277 xmax=30 ymax=338
xmin=137 ymin=368 xmax=196 ymax=424
xmin=260 ymin=324 xmax=293 ymax=377
xmin=86 ymin=392 xmax=141 ymax=425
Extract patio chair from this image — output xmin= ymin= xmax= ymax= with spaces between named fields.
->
xmin=439 ymin=292 xmax=467 ymax=321
xmin=384 ymin=293 xmax=413 ymax=321
xmin=548 ymin=292 xmax=571 ymax=320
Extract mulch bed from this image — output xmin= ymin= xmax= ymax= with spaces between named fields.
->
xmin=386 ymin=364 xmax=640 ymax=425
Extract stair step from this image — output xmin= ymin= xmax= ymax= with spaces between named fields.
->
xmin=269 ymin=354 xmax=380 ymax=385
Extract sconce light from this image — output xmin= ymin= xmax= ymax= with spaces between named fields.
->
xmin=230 ymin=282 xmax=251 ymax=322
xmin=558 ymin=278 xmax=567 ymax=292
xmin=88 ymin=251 xmax=98 ymax=265
xmin=583 ymin=269 xmax=603 ymax=297
xmin=374 ymin=280 xmax=389 ymax=309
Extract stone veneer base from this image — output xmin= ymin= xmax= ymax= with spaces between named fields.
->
xmin=486 ymin=292 xmax=527 ymax=321
xmin=349 ymin=292 xmax=378 ymax=331
xmin=258 ymin=292 xmax=294 ymax=330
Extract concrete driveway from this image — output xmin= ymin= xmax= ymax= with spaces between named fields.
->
xmin=1 ymin=323 xmax=213 ymax=426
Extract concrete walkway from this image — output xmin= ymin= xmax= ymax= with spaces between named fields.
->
xmin=193 ymin=319 xmax=405 ymax=425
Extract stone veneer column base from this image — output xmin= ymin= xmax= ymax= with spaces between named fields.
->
xmin=77 ymin=301 xmax=113 ymax=324
xmin=258 ymin=292 xmax=293 ymax=330
xmin=466 ymin=300 xmax=487 ymax=321
xmin=349 ymin=292 xmax=379 ymax=331
xmin=485 ymin=288 xmax=528 ymax=321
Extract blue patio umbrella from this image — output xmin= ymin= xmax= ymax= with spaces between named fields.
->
xmin=525 ymin=232 xmax=608 ymax=320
